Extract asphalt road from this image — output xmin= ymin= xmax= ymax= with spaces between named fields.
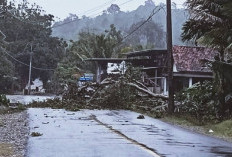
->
xmin=26 ymin=108 xmax=232 ymax=157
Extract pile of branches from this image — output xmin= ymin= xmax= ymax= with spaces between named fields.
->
xmin=30 ymin=65 xmax=169 ymax=116
xmin=61 ymin=75 xmax=168 ymax=116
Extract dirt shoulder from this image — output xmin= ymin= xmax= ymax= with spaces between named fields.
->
xmin=0 ymin=110 xmax=29 ymax=157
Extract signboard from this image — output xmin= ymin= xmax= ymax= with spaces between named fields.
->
xmin=79 ymin=73 xmax=94 ymax=81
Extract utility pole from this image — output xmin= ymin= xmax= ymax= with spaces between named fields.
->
xmin=28 ymin=44 xmax=32 ymax=95
xmin=167 ymin=0 xmax=174 ymax=113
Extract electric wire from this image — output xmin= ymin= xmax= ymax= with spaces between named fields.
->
xmin=114 ymin=6 xmax=163 ymax=47
xmin=1 ymin=47 xmax=55 ymax=71
xmin=51 ymin=0 xmax=135 ymax=28
xmin=3 ymin=0 xmax=116 ymax=28
xmin=50 ymin=0 xmax=117 ymax=29
xmin=80 ymin=0 xmax=116 ymax=15
xmin=89 ymin=0 xmax=135 ymax=17
xmin=1 ymin=4 xmax=163 ymax=71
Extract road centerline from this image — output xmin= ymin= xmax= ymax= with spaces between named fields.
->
xmin=90 ymin=114 xmax=161 ymax=157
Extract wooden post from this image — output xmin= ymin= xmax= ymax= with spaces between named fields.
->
xmin=167 ymin=0 xmax=174 ymax=113
xmin=189 ymin=77 xmax=193 ymax=88
xmin=28 ymin=44 xmax=33 ymax=95
xmin=164 ymin=77 xmax=167 ymax=95
xmin=96 ymin=64 xmax=101 ymax=83
xmin=155 ymin=69 xmax=158 ymax=93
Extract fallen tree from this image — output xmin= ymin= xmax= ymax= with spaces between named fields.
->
xmin=126 ymin=82 xmax=168 ymax=99
xmin=29 ymin=66 xmax=169 ymax=116
xmin=59 ymin=74 xmax=169 ymax=116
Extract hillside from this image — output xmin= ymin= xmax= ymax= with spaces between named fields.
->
xmin=52 ymin=1 xmax=189 ymax=46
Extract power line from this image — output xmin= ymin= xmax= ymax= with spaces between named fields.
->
xmin=1 ymin=47 xmax=55 ymax=71
xmin=89 ymin=0 xmax=135 ymax=17
xmin=51 ymin=0 xmax=116 ymax=29
xmin=115 ymin=6 xmax=163 ymax=47
xmin=52 ymin=0 xmax=135 ymax=29
xmin=1 ymin=5 xmax=162 ymax=71
xmin=118 ymin=0 xmax=135 ymax=7
xmin=80 ymin=0 xmax=116 ymax=15
xmin=4 ymin=1 xmax=116 ymax=29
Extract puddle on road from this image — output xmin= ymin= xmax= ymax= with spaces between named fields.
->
xmin=210 ymin=146 xmax=232 ymax=156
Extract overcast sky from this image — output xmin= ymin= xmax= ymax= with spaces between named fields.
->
xmin=25 ymin=0 xmax=186 ymax=20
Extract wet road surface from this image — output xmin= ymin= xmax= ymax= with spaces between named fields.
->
xmin=26 ymin=109 xmax=232 ymax=157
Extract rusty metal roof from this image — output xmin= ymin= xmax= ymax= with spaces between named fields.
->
xmin=173 ymin=45 xmax=218 ymax=72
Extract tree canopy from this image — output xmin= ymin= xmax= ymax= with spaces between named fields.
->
xmin=182 ymin=0 xmax=232 ymax=60
xmin=0 ymin=0 xmax=67 ymax=93
xmin=181 ymin=0 xmax=232 ymax=117
xmin=125 ymin=20 xmax=166 ymax=49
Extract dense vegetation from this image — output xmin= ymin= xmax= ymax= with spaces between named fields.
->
xmin=0 ymin=0 xmax=231 ymax=124
xmin=0 ymin=0 xmax=67 ymax=93
xmin=182 ymin=0 xmax=232 ymax=118
xmin=52 ymin=1 xmax=188 ymax=46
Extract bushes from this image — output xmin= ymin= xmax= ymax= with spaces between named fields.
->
xmin=27 ymin=98 xmax=82 ymax=111
xmin=0 ymin=94 xmax=10 ymax=106
xmin=176 ymin=81 xmax=220 ymax=123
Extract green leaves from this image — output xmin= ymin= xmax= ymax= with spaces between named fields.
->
xmin=0 ymin=94 xmax=10 ymax=106
xmin=176 ymin=81 xmax=219 ymax=123
xmin=0 ymin=0 xmax=67 ymax=91
xmin=126 ymin=20 xmax=165 ymax=48
xmin=182 ymin=0 xmax=232 ymax=53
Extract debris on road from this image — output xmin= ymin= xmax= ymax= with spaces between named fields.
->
xmin=137 ymin=114 xmax=145 ymax=119
xmin=31 ymin=132 xmax=43 ymax=137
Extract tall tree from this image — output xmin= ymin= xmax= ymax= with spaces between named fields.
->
xmin=55 ymin=24 xmax=123 ymax=86
xmin=181 ymin=0 xmax=232 ymax=117
xmin=182 ymin=0 xmax=232 ymax=60
xmin=71 ymin=24 xmax=122 ymax=60
xmin=0 ymin=0 xmax=67 ymax=90
xmin=0 ymin=31 xmax=15 ymax=93
xmin=126 ymin=20 xmax=166 ymax=48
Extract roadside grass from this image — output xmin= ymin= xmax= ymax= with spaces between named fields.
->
xmin=0 ymin=104 xmax=26 ymax=115
xmin=162 ymin=114 xmax=202 ymax=126
xmin=211 ymin=120 xmax=232 ymax=138
xmin=0 ymin=143 xmax=14 ymax=157
xmin=161 ymin=115 xmax=232 ymax=142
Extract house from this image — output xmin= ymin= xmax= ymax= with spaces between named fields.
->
xmin=86 ymin=45 xmax=218 ymax=95
xmin=126 ymin=46 xmax=218 ymax=94
xmin=85 ymin=58 xmax=153 ymax=83
xmin=126 ymin=49 xmax=167 ymax=94
xmin=172 ymin=45 xmax=218 ymax=92
xmin=24 ymin=78 xmax=45 ymax=94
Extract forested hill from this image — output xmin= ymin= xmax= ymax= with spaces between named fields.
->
xmin=52 ymin=1 xmax=189 ymax=46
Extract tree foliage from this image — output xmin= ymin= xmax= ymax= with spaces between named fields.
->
xmin=72 ymin=24 xmax=122 ymax=59
xmin=0 ymin=0 xmax=67 ymax=92
xmin=182 ymin=0 xmax=232 ymax=59
xmin=125 ymin=20 xmax=166 ymax=49
xmin=176 ymin=81 xmax=220 ymax=123
xmin=181 ymin=0 xmax=232 ymax=117
xmin=53 ymin=25 xmax=123 ymax=91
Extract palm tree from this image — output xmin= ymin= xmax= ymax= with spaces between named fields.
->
xmin=181 ymin=0 xmax=232 ymax=117
xmin=182 ymin=0 xmax=232 ymax=60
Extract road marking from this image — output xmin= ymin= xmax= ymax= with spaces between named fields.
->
xmin=90 ymin=115 xmax=160 ymax=157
